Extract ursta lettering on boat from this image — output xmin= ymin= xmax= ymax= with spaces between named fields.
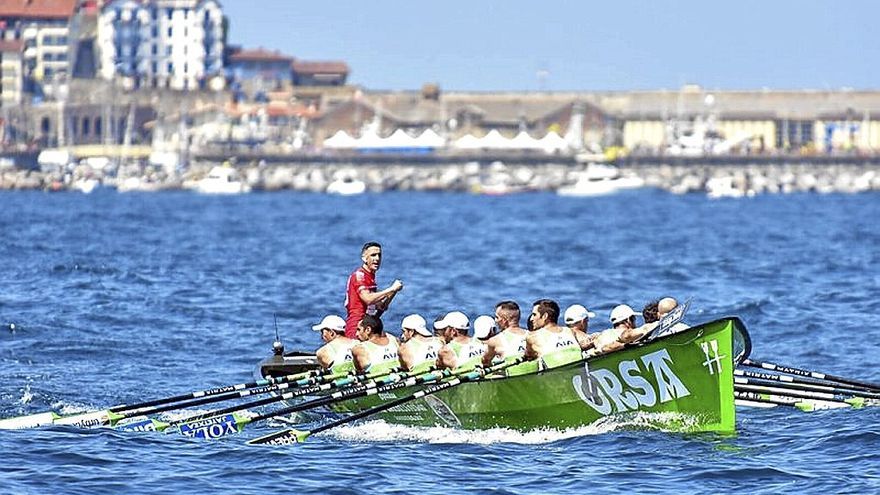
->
xmin=573 ymin=348 xmax=692 ymax=415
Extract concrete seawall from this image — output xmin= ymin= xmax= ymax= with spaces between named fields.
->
xmin=2 ymin=161 xmax=878 ymax=196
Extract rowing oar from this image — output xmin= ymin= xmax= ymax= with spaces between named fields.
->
xmin=733 ymin=391 xmax=852 ymax=411
xmin=158 ymin=367 xmax=450 ymax=440
xmin=741 ymin=359 xmax=880 ymax=392
xmin=0 ymin=367 xmax=336 ymax=430
xmin=248 ymin=358 xmax=525 ymax=446
xmin=115 ymin=366 xmax=409 ymax=434
xmin=733 ymin=382 xmax=878 ymax=408
xmin=734 ymin=371 xmax=880 ymax=399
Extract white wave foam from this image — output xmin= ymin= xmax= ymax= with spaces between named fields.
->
xmin=325 ymin=412 xmax=698 ymax=445
xmin=18 ymin=384 xmax=33 ymax=405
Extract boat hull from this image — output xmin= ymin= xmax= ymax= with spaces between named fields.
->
xmin=331 ymin=317 xmax=743 ymax=433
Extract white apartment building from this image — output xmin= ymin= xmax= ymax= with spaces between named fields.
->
xmin=0 ymin=41 xmax=24 ymax=106
xmin=0 ymin=0 xmax=76 ymax=89
xmin=98 ymin=0 xmax=224 ymax=91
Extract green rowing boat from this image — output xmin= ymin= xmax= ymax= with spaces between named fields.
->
xmin=329 ymin=317 xmax=750 ymax=433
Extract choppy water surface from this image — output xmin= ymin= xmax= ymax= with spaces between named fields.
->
xmin=1 ymin=190 xmax=879 ymax=494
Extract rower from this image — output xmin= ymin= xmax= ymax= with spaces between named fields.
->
xmin=397 ymin=314 xmax=442 ymax=373
xmin=563 ymin=304 xmax=598 ymax=351
xmin=658 ymin=297 xmax=690 ymax=331
xmin=524 ymin=299 xmax=582 ymax=369
xmin=482 ymin=300 xmax=528 ymax=367
xmin=437 ymin=311 xmax=487 ymax=371
xmin=351 ymin=315 xmax=400 ymax=374
xmin=593 ymin=304 xmax=644 ymax=354
xmin=312 ymin=314 xmax=358 ymax=374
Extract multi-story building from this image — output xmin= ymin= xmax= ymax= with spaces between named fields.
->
xmin=97 ymin=0 xmax=224 ymax=90
xmin=0 ymin=0 xmax=77 ymax=90
xmin=0 ymin=40 xmax=24 ymax=106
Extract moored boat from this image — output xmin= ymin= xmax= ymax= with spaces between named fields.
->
xmin=258 ymin=317 xmax=750 ymax=434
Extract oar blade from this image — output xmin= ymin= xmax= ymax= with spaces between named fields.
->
xmin=177 ymin=413 xmax=252 ymax=440
xmin=247 ymin=428 xmax=311 ymax=446
xmin=52 ymin=410 xmax=114 ymax=428
xmin=0 ymin=411 xmax=60 ymax=430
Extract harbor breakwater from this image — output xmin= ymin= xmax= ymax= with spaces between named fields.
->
xmin=1 ymin=161 xmax=878 ymax=196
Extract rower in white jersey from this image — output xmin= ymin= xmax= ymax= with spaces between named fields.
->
xmin=351 ymin=314 xmax=400 ymax=374
xmin=312 ymin=314 xmax=358 ymax=374
xmin=482 ymin=300 xmax=528 ymax=367
xmin=524 ymin=299 xmax=583 ymax=369
xmin=436 ymin=311 xmax=487 ymax=371
xmin=397 ymin=314 xmax=443 ymax=373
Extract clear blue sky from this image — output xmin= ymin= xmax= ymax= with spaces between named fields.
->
xmin=222 ymin=0 xmax=879 ymax=92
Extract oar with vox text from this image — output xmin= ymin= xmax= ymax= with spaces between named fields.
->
xmin=0 ymin=366 xmax=335 ymax=430
xmin=248 ymin=357 xmax=526 ymax=446
xmin=161 ymin=366 xmax=452 ymax=440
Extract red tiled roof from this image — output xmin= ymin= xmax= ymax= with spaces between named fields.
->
xmin=0 ymin=0 xmax=77 ymax=19
xmin=292 ymin=60 xmax=350 ymax=74
xmin=229 ymin=47 xmax=293 ymax=63
xmin=0 ymin=40 xmax=25 ymax=52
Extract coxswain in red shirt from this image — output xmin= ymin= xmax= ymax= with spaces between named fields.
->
xmin=344 ymin=241 xmax=403 ymax=338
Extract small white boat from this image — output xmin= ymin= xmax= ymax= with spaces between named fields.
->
xmin=558 ymin=164 xmax=645 ymax=197
xmin=326 ymin=176 xmax=366 ymax=195
xmin=71 ymin=178 xmax=100 ymax=194
xmin=706 ymin=176 xmax=745 ymax=199
xmin=196 ymin=166 xmax=249 ymax=195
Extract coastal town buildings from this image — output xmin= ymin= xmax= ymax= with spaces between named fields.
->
xmin=97 ymin=0 xmax=224 ymax=90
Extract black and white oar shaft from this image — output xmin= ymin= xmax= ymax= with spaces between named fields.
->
xmin=734 ymin=373 xmax=880 ymax=399
xmin=733 ymin=391 xmax=851 ymax=411
xmin=0 ymin=367 xmax=328 ymax=430
xmin=741 ymin=359 xmax=880 ymax=392
xmin=733 ymin=381 xmax=873 ymax=408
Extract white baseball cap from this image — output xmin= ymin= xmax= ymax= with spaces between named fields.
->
xmin=401 ymin=314 xmax=430 ymax=337
xmin=564 ymin=304 xmax=596 ymax=324
xmin=311 ymin=314 xmax=346 ymax=333
xmin=610 ymin=305 xmax=638 ymax=325
xmin=473 ymin=315 xmax=496 ymax=340
xmin=439 ymin=311 xmax=469 ymax=331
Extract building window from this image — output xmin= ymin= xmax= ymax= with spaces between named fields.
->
xmin=167 ymin=27 xmax=172 ymax=37
xmin=95 ymin=117 xmax=102 ymax=137
xmin=82 ymin=117 xmax=90 ymax=136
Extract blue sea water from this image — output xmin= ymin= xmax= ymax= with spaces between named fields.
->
xmin=1 ymin=189 xmax=879 ymax=494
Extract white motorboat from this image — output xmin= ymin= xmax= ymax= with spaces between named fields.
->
xmin=195 ymin=166 xmax=250 ymax=194
xmin=557 ymin=164 xmax=645 ymax=197
xmin=326 ymin=176 xmax=366 ymax=195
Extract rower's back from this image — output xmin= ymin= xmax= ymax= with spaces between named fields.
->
xmin=400 ymin=336 xmax=443 ymax=373
xmin=358 ymin=334 xmax=400 ymax=374
xmin=320 ymin=337 xmax=357 ymax=374
xmin=445 ymin=336 xmax=487 ymax=372
xmin=530 ymin=325 xmax=582 ymax=369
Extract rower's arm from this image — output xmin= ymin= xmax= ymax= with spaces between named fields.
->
xmin=524 ymin=334 xmax=539 ymax=361
xmin=576 ymin=333 xmax=596 ymax=351
xmin=315 ymin=346 xmax=333 ymax=369
xmin=482 ymin=339 xmax=498 ymax=367
xmin=437 ymin=346 xmax=456 ymax=370
xmin=398 ymin=343 xmax=412 ymax=371
xmin=352 ymin=345 xmax=369 ymax=373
